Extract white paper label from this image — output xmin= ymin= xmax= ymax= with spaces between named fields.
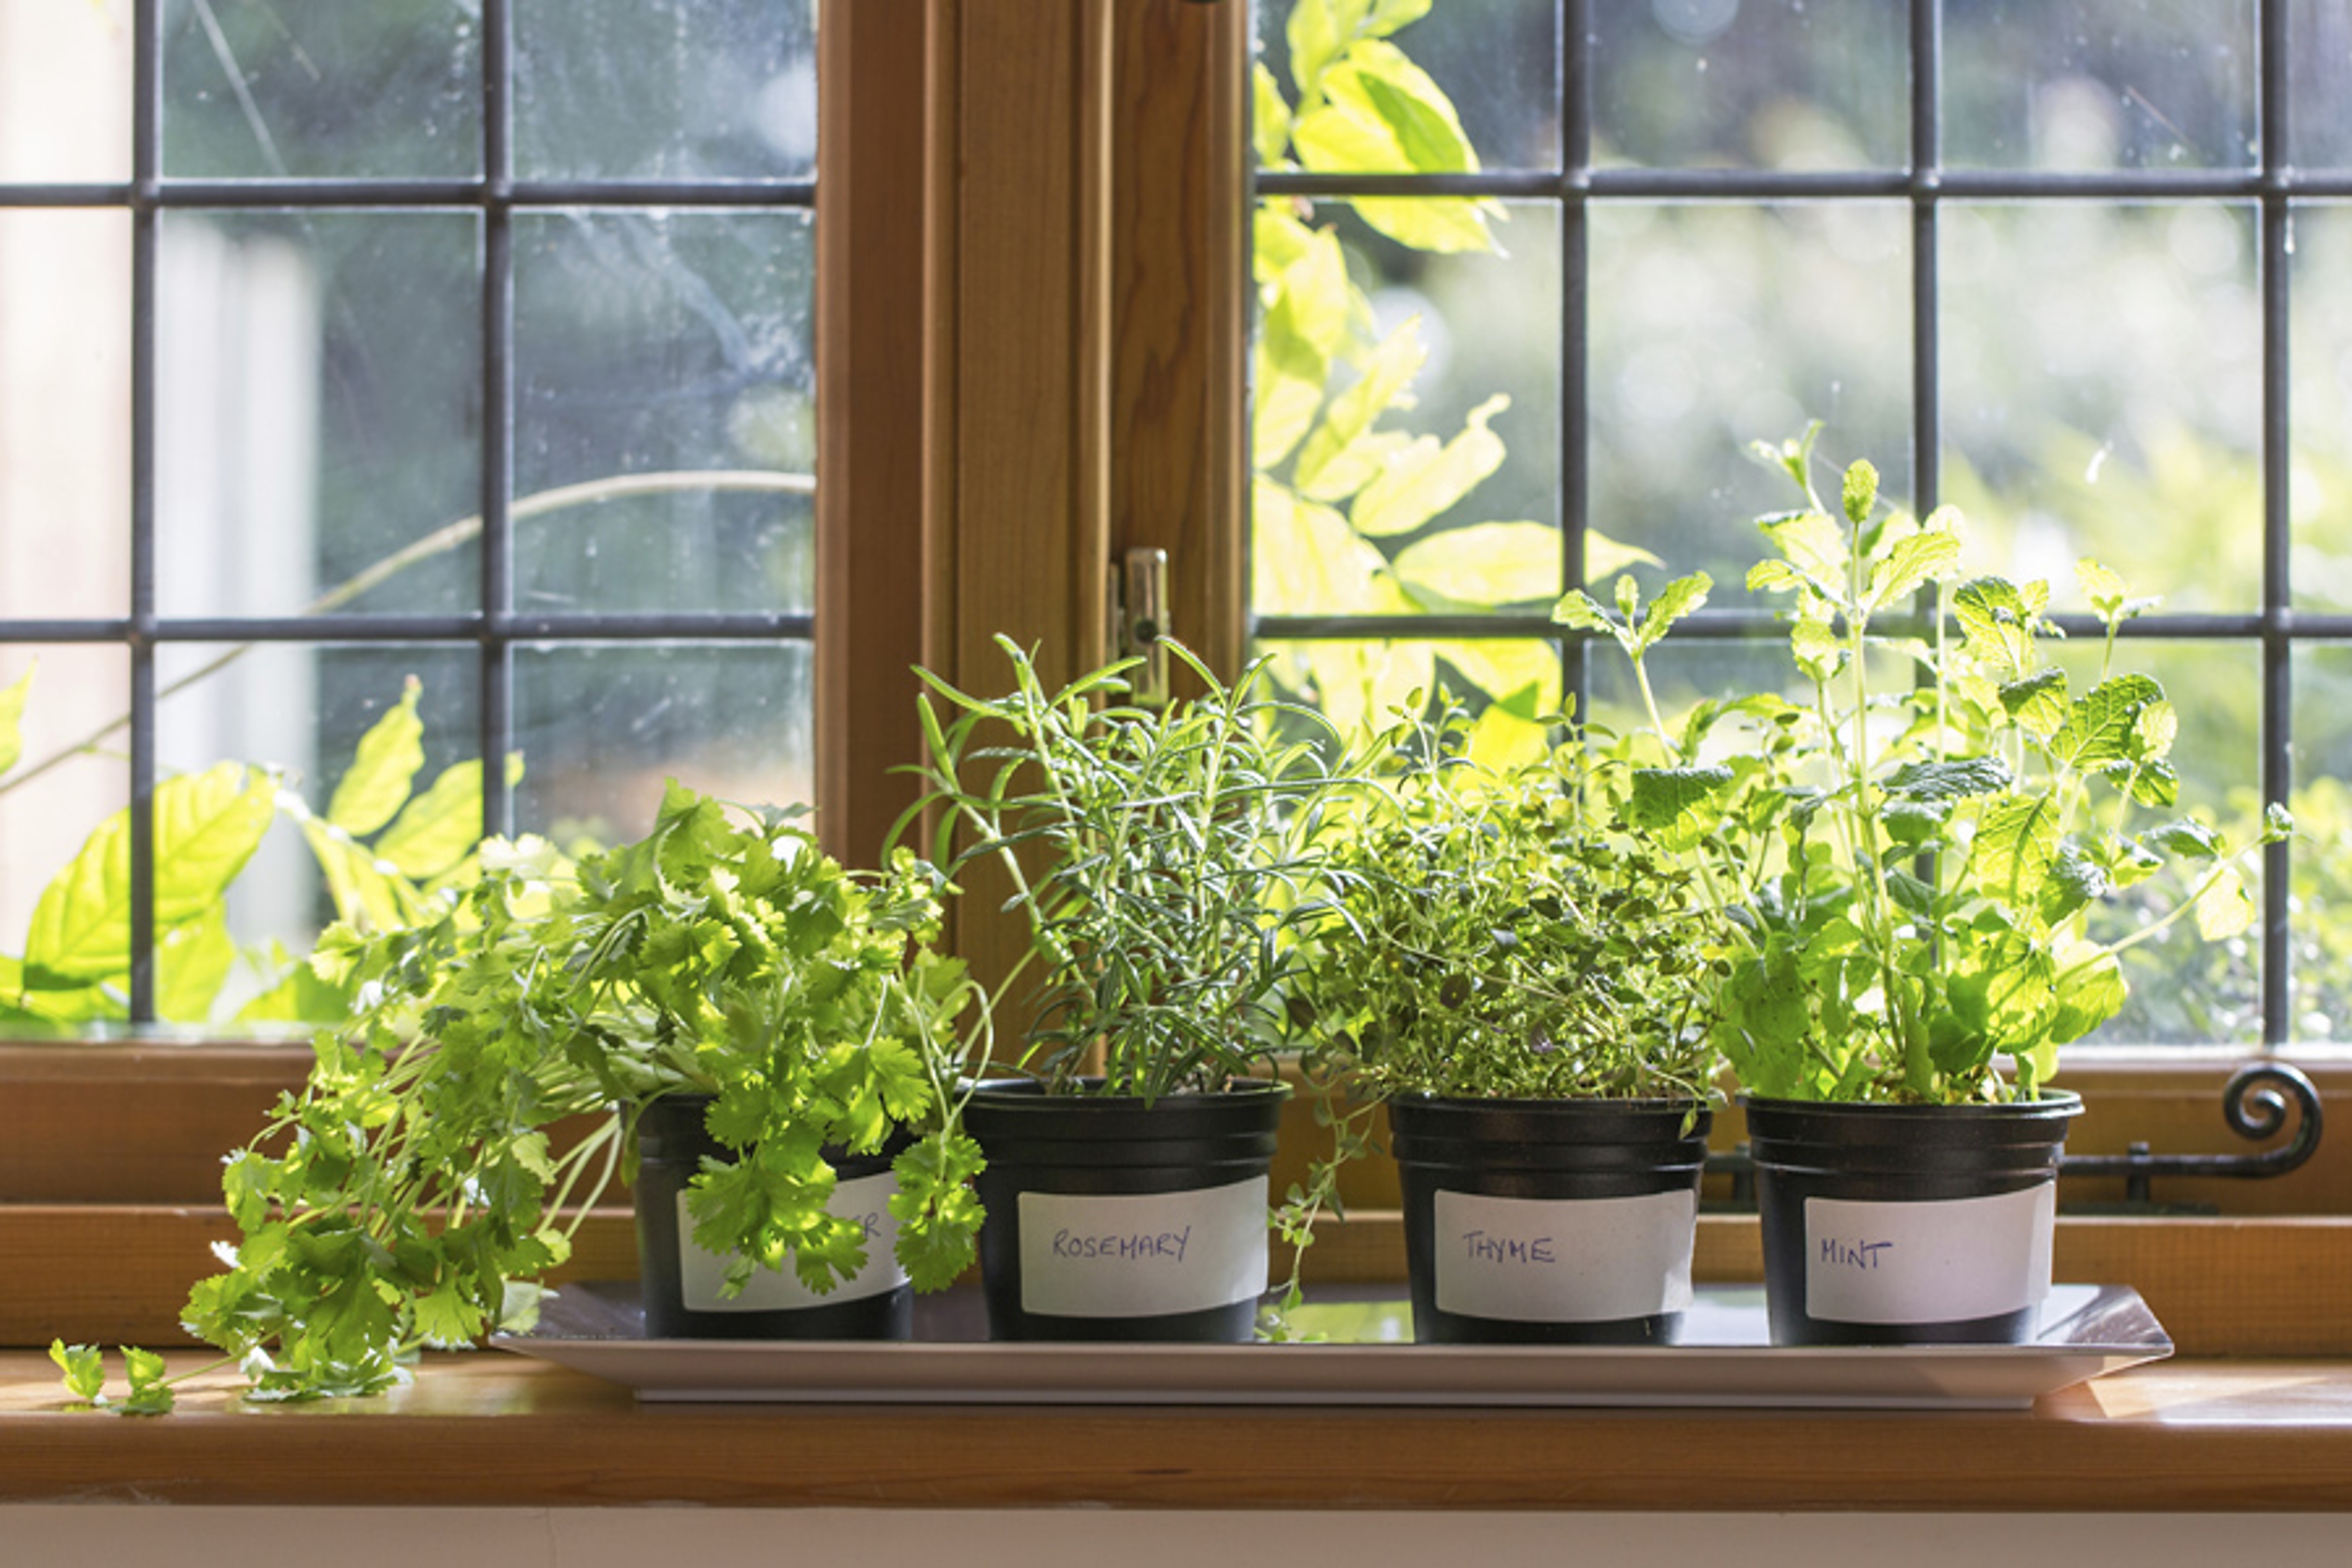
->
xmin=1016 ymin=1178 xmax=1269 ymax=1319
xmin=675 ymin=1170 xmax=907 ymax=1313
xmin=1803 ymin=1183 xmax=2056 ymax=1325
xmin=1432 ymin=1188 xmax=1697 ymax=1323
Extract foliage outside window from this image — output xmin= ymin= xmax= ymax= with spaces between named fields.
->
xmin=1248 ymin=0 xmax=2352 ymax=1054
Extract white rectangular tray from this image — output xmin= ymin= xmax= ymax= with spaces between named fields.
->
xmin=492 ymin=1283 xmax=2170 ymax=1411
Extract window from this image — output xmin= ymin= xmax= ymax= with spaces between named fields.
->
xmin=2 ymin=0 xmax=820 ymax=1028
xmin=1246 ymin=0 xmax=2352 ymax=1056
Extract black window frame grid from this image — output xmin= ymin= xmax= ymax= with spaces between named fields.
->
xmin=0 ymin=0 xmax=816 ymax=1022
xmin=1248 ymin=0 xmax=2352 ymax=1054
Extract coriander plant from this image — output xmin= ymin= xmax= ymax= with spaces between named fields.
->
xmin=1558 ymin=426 xmax=2287 ymax=1106
xmin=150 ymin=783 xmax=986 ymax=1404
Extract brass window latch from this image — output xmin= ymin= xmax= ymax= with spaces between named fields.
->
xmin=1112 ymin=546 xmax=1170 ymax=706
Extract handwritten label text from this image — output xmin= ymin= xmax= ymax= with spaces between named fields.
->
xmin=1461 ymin=1229 xmax=1558 ymax=1267
xmin=1051 ymin=1225 xmax=1191 ymax=1264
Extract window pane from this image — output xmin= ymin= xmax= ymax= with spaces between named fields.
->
xmin=150 ymin=641 xmax=481 ymax=1025
xmin=1594 ymin=0 xmax=1907 ymax=170
xmin=513 ymin=643 xmax=813 ymax=846
xmin=513 ymin=209 xmax=815 ymax=616
xmin=0 ymin=1 xmax=130 ymax=181
xmin=514 ymin=0 xmax=817 ymax=181
xmin=0 ymin=211 xmax=129 ymax=619
xmin=160 ymin=0 xmax=481 ymax=179
xmin=2060 ymin=639 xmax=2262 ymax=1047
xmin=1943 ymin=0 xmax=2258 ymax=171
xmin=1252 ymin=198 xmax=1559 ymax=646
xmin=1253 ymin=0 xmax=1559 ymax=173
xmin=1590 ymin=201 xmax=1911 ymax=602
xmin=155 ymin=211 xmax=482 ymax=619
xmin=2293 ymin=203 xmax=2352 ymax=612
xmin=1940 ymin=203 xmax=2261 ymax=614
xmin=0 ymin=644 xmax=127 ymax=1021
xmin=2293 ymin=644 xmax=2352 ymax=1046
xmin=1252 ymin=638 xmax=1564 ymax=759
xmin=2291 ymin=1 xmax=2352 ymax=168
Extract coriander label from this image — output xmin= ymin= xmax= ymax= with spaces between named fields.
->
xmin=676 ymin=1170 xmax=907 ymax=1311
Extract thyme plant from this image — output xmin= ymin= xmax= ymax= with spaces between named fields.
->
xmin=1292 ymin=703 xmax=1722 ymax=1104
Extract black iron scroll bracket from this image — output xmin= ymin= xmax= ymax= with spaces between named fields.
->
xmin=2060 ymin=1061 xmax=2324 ymax=1208
xmin=1702 ymin=1063 xmax=2324 ymax=1213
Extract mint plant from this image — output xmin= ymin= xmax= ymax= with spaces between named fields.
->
xmin=1558 ymin=426 xmax=2288 ymax=1104
xmin=146 ymin=782 xmax=987 ymax=1403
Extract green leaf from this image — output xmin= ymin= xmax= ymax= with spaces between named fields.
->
xmin=372 ymin=760 xmax=490 ymax=878
xmin=50 ymin=1340 xmax=105 ymax=1403
xmin=2076 ymin=557 xmax=2128 ymax=611
xmin=1252 ymin=62 xmax=1293 ymax=167
xmin=1291 ymin=317 xmax=1427 ymax=496
xmin=1392 ymin=521 xmax=1558 ymax=606
xmin=2050 ymin=674 xmax=2163 ymax=771
xmin=2127 ymin=758 xmax=2179 ymax=809
xmin=1999 ymin=669 xmax=2070 ymax=740
xmin=23 ymin=764 xmax=277 ymax=987
xmin=326 ymin=677 xmax=424 ymax=837
xmin=2133 ymin=699 xmax=2179 ymax=761
xmin=1953 ymin=577 xmax=2040 ymax=678
xmin=1585 ymin=529 xmax=1664 ymax=579
xmin=2154 ymin=823 xmax=2220 ymax=860
xmin=1866 ymin=529 xmax=1963 ymax=612
xmin=1883 ymin=755 xmax=2013 ymax=801
xmin=1349 ymin=394 xmax=1509 ymax=538
xmin=1251 ymin=480 xmax=1392 ymax=617
xmin=1634 ymin=571 xmax=1713 ymax=655
xmin=1970 ymin=793 xmax=2060 ymax=911
xmin=2049 ymin=941 xmax=2128 ymax=1046
xmin=1758 ymin=510 xmax=1849 ymax=600
xmin=1549 ymin=587 xmax=1615 ymax=635
xmin=1625 ymin=766 xmax=1735 ymax=851
xmin=157 ymin=910 xmax=236 ymax=1024
xmin=2196 ymin=862 xmax=2255 ymax=941
xmin=1286 ymin=0 xmax=1363 ymax=99
xmin=1789 ymin=614 xmax=1843 ymax=683
xmin=1841 ymin=459 xmax=1879 ymax=527
xmin=0 ymin=662 xmax=32 ymax=777
xmin=1881 ymin=797 xmax=1950 ymax=845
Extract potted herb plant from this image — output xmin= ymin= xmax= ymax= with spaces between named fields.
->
xmin=1288 ymin=703 xmax=1724 ymax=1344
xmin=901 ymin=638 xmax=1340 ymax=1341
xmin=1559 ymin=426 xmax=2286 ymax=1345
xmin=168 ymin=782 xmax=987 ymax=1400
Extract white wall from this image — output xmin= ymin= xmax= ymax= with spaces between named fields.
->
xmin=1 ymin=1508 xmax=2345 ymax=1567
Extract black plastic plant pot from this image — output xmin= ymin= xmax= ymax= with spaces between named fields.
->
xmin=1743 ymin=1091 xmax=2082 ymax=1347
xmin=962 ymin=1077 xmax=1291 ymax=1342
xmin=631 ymin=1095 xmax=913 ymax=1341
xmin=1389 ymin=1095 xmax=1713 ymax=1346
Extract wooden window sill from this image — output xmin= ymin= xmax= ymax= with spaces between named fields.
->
xmin=4 ymin=1350 xmax=2352 ymax=1511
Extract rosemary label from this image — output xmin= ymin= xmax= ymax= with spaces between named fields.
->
xmin=1017 ymin=1177 xmax=1270 ymax=1318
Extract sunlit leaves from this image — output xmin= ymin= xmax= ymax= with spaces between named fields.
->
xmin=1392 ymin=520 xmax=1557 ymax=606
xmin=327 ymin=677 xmax=425 ymax=836
xmin=22 ymin=763 xmax=275 ymax=988
xmin=0 ymin=662 xmax=31 ymax=777
xmin=1350 ymin=394 xmax=1510 ymax=538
